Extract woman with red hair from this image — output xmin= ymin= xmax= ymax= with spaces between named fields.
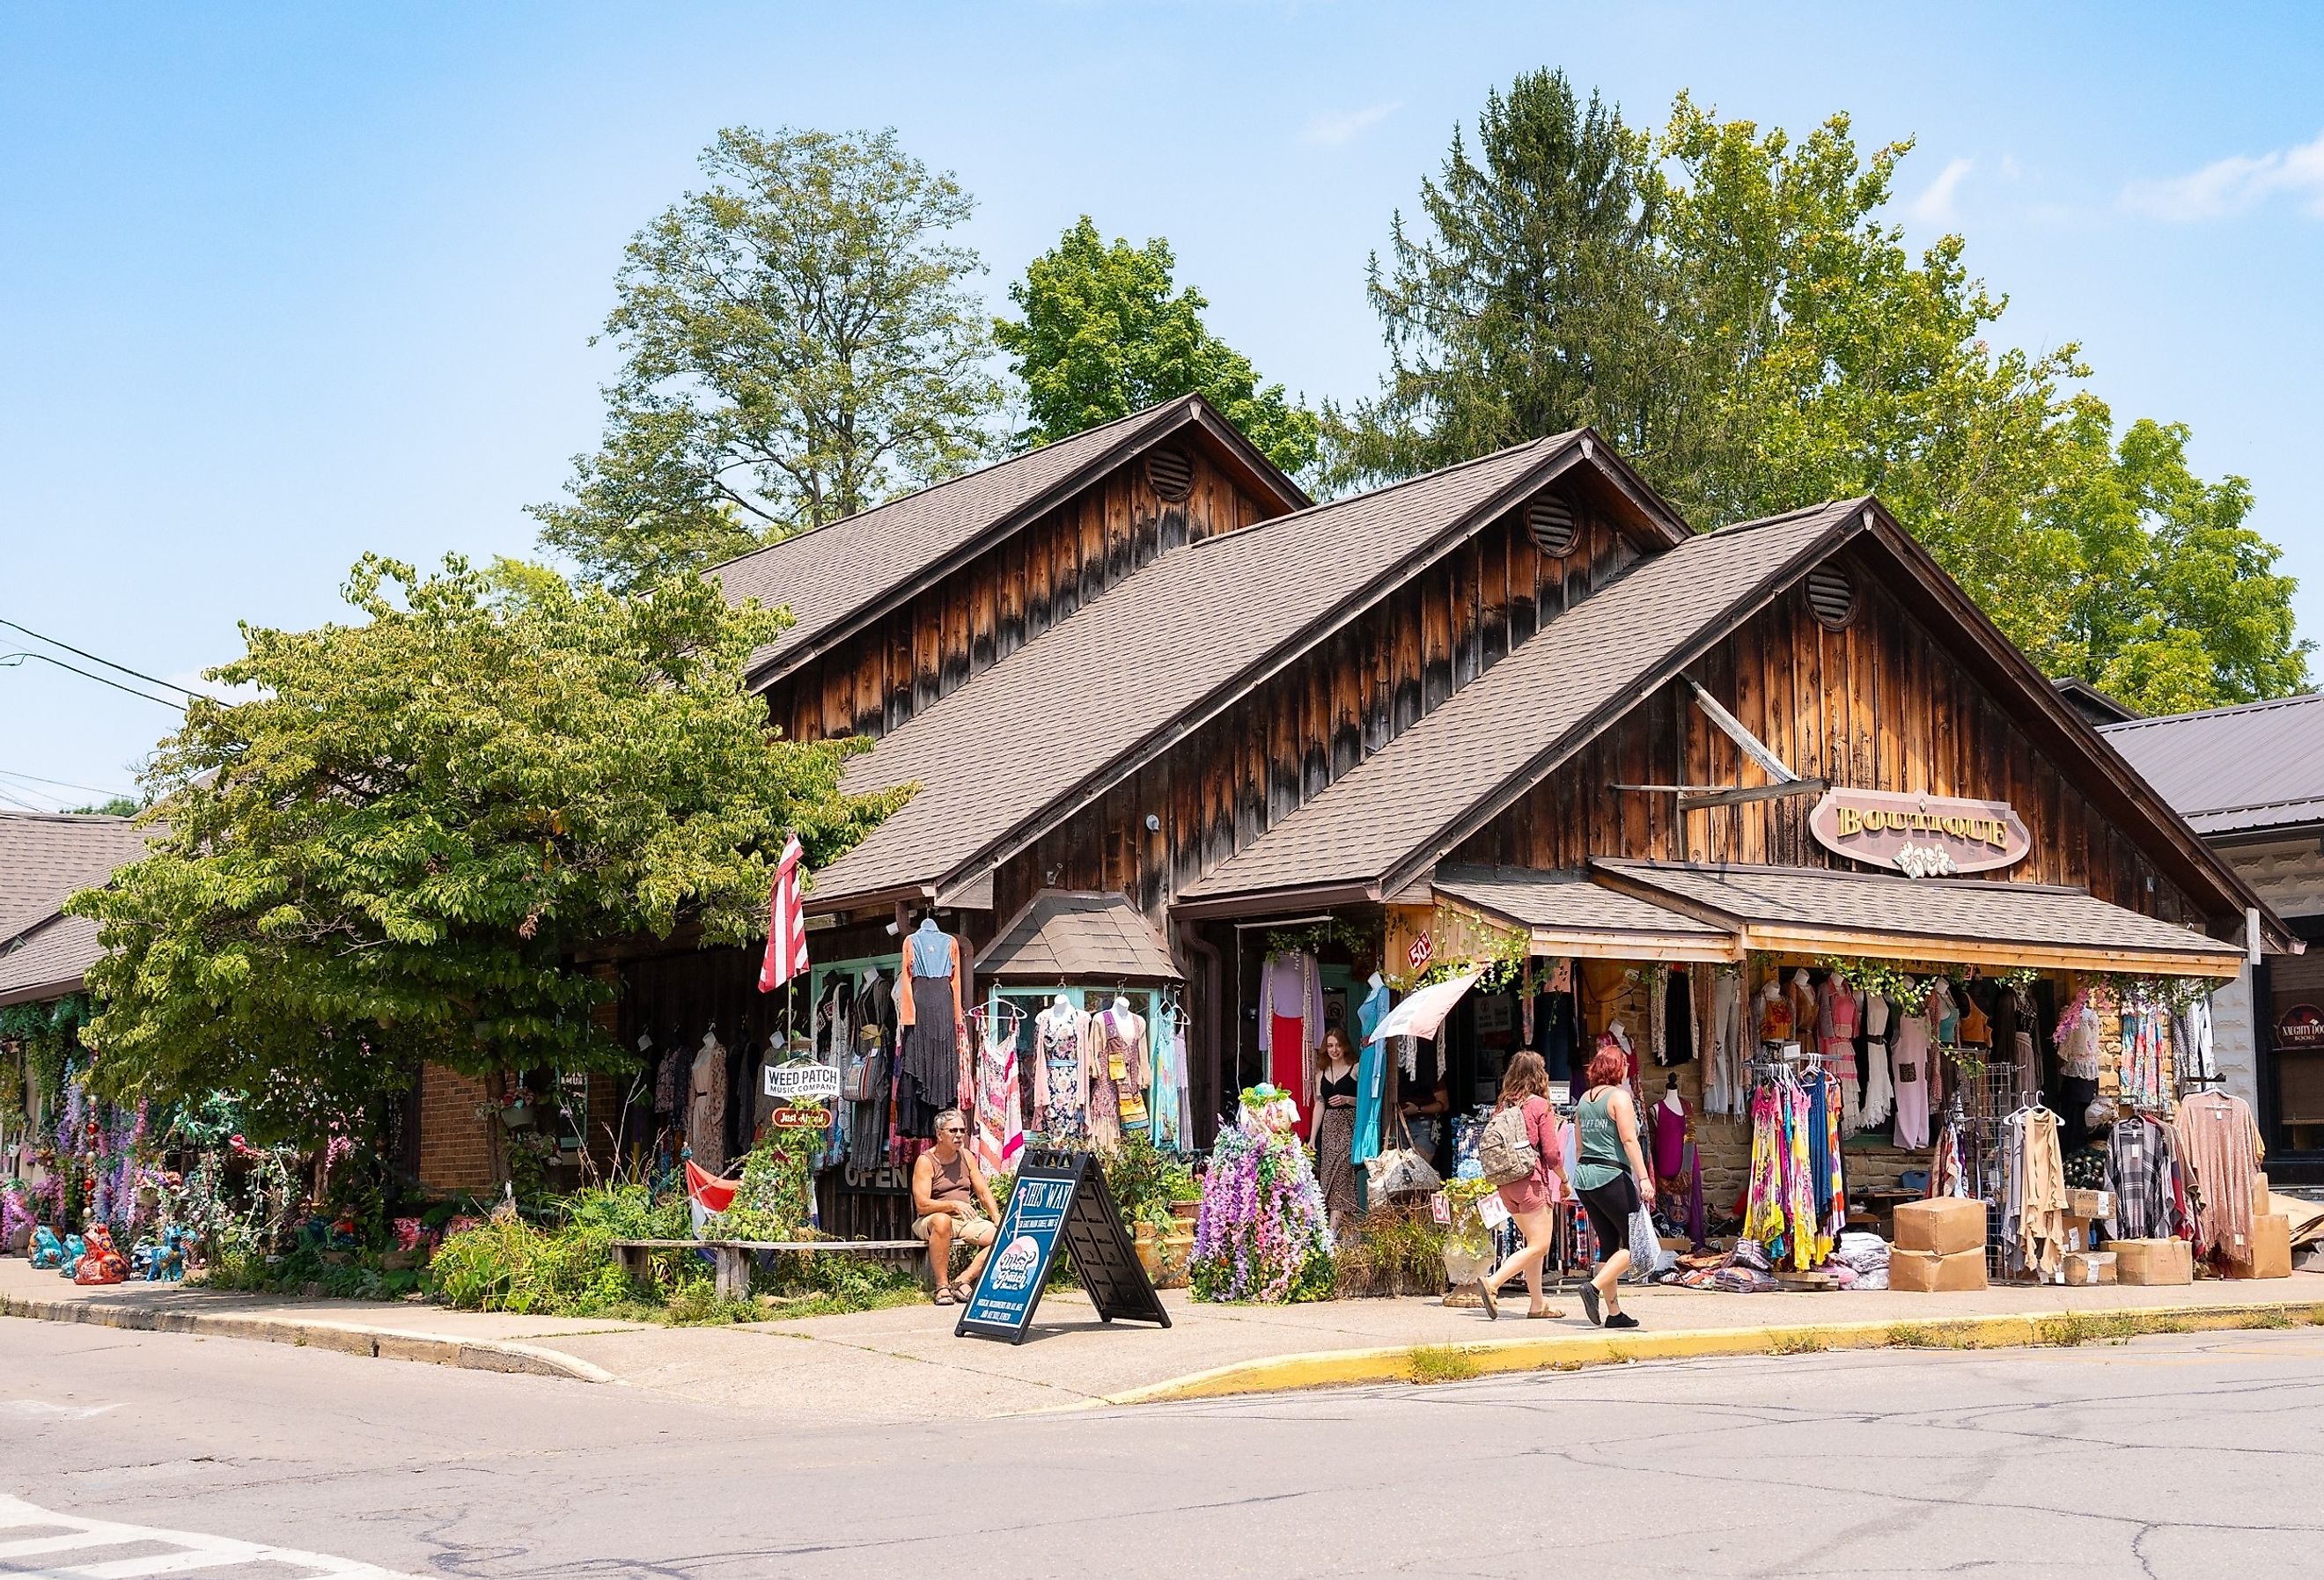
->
xmin=1572 ymin=1039 xmax=1654 ymax=1328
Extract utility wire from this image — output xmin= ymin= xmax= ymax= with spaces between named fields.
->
xmin=0 ymin=615 xmax=224 ymax=703
xmin=0 ymin=767 xmax=139 ymax=799
xmin=0 ymin=650 xmax=186 ymax=710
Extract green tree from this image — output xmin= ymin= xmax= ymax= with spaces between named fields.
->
xmin=534 ymin=127 xmax=1004 ymax=592
xmin=1332 ymin=75 xmax=2310 ymax=711
xmin=1322 ymin=70 xmax=1667 ymax=489
xmin=997 ymin=217 xmax=1320 ymax=476
xmin=70 ymin=557 xmax=902 ymax=1133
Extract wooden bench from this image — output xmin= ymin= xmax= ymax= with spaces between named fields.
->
xmin=611 ymin=1238 xmax=926 ymax=1303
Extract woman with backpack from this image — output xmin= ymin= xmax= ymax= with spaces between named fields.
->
xmin=1477 ymin=1051 xmax=1565 ymax=1320
xmin=1572 ymin=1041 xmax=1654 ymax=1329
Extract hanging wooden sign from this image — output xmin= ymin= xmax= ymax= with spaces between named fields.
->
xmin=2275 ymin=1004 xmax=2324 ymax=1051
xmin=1809 ymin=789 xmax=2031 ymax=878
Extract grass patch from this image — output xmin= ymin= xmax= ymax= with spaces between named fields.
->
xmin=2247 ymin=1309 xmax=2295 ymax=1330
xmin=1886 ymin=1320 xmax=1984 ymax=1350
xmin=1406 ymin=1344 xmax=1481 ymax=1385
xmin=1768 ymin=1331 xmax=1828 ymax=1356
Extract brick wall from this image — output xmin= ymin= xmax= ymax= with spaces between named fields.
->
xmin=416 ymin=1063 xmax=499 ymax=1196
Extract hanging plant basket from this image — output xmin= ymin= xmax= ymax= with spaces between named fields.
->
xmin=497 ymin=1104 xmax=535 ymax=1130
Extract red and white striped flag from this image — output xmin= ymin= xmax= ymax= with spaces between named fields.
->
xmin=758 ymin=834 xmax=809 ymax=992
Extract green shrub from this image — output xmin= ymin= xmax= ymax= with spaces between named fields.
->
xmin=428 ymin=1209 xmax=636 ymax=1315
xmin=1335 ymin=1203 xmax=1448 ymax=1297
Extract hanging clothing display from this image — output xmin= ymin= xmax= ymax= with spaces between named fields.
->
xmin=2119 ymin=1001 xmax=2169 ymax=1113
xmin=1858 ymin=994 xmax=1894 ymax=1130
xmin=1817 ymin=974 xmax=1862 ymax=1134
xmin=1999 ymin=1103 xmax=2069 ymax=1281
xmin=973 ymin=1023 xmax=1025 ymax=1179
xmin=1701 ymin=966 xmax=1743 ymax=1117
xmin=2105 ymin=1116 xmax=2187 ymax=1243
xmin=1890 ymin=999 xmax=1934 ymax=1150
xmin=894 ymin=920 xmax=967 ymax=1141
xmin=2175 ymin=995 xmax=2218 ymax=1086
xmin=1151 ymin=1002 xmax=1189 ymax=1152
xmin=651 ymin=1036 xmax=687 ymax=1118
xmin=1257 ymin=951 xmax=1325 ymax=1137
xmin=1353 ymin=979 xmax=1391 ymax=1167
xmin=1090 ymin=1003 xmax=1150 ymax=1146
xmin=686 ymin=1030 xmax=730 ymax=1175
xmin=1031 ymin=1004 xmax=1091 ymax=1142
xmin=1657 ymin=966 xmax=1695 ymax=1066
xmin=1755 ymin=980 xmax=1795 ymax=1046
xmin=2173 ymin=1090 xmax=2265 ymax=1267
xmin=1741 ymin=1067 xmax=1839 ymax=1271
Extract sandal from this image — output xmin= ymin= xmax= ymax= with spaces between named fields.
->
xmin=1526 ymin=1306 xmax=1563 ymax=1319
xmin=933 ymin=1286 xmax=957 ymax=1306
xmin=1477 ymin=1279 xmax=1499 ymax=1319
xmin=950 ymin=1279 xmax=977 ymax=1303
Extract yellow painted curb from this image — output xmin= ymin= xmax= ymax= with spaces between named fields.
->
xmin=1100 ymin=1297 xmax=2324 ymax=1407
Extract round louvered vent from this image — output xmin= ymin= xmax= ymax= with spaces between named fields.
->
xmin=1146 ymin=448 xmax=1194 ymax=503
xmin=1806 ymin=562 xmax=1857 ymax=629
xmin=1528 ymin=494 xmax=1578 ymax=556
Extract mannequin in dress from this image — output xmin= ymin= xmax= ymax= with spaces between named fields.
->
xmin=687 ymin=1028 xmax=729 ymax=1174
xmin=1094 ymin=995 xmax=1149 ymax=1142
xmin=1031 ymin=994 xmax=1089 ymax=1141
xmin=1757 ymin=980 xmax=1794 ymax=1047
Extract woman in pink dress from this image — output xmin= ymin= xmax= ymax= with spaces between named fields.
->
xmin=1479 ymin=1051 xmax=1568 ymax=1320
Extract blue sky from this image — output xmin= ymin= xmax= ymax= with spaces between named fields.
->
xmin=3 ymin=2 xmax=2319 ymax=808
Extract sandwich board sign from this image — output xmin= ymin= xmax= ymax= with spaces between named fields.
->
xmin=954 ymin=1147 xmax=1170 ymax=1344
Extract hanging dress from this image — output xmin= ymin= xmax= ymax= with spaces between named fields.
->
xmin=895 ymin=922 xmax=965 ymax=1139
xmin=1858 ymin=994 xmax=1894 ymax=1130
xmin=1891 ymin=1004 xmax=1934 ymax=1150
xmin=1818 ymin=976 xmax=1862 ymax=1134
xmin=974 ymin=1028 xmax=1025 ymax=1178
xmin=1032 ymin=1010 xmax=1088 ymax=1142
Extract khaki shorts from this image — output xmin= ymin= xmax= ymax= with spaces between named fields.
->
xmin=913 ymin=1211 xmax=996 ymax=1246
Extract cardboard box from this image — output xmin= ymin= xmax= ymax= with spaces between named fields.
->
xmin=2241 ymin=1213 xmax=2292 ymax=1280
xmin=2254 ymin=1173 xmax=2270 ymax=1216
xmin=1894 ymin=1197 xmax=1987 ymax=1256
xmin=2068 ymin=1188 xmax=2114 ymax=1221
xmin=1889 ymin=1246 xmax=1989 ymax=1292
xmin=2114 ymin=1238 xmax=2195 ymax=1286
xmin=2063 ymin=1251 xmax=2117 ymax=1286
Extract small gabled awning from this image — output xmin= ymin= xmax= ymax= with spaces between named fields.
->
xmin=1590 ymin=860 xmax=2247 ymax=979
xmin=974 ymin=890 xmax=1184 ymax=984
xmin=1431 ymin=866 xmax=1739 ymax=963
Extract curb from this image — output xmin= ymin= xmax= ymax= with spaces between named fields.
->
xmin=1099 ymin=1297 xmax=2324 ymax=1407
xmin=0 ymin=1290 xmax=616 ymax=1384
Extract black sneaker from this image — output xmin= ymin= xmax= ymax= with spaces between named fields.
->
xmin=1605 ymin=1312 xmax=1640 ymax=1330
xmin=1579 ymin=1284 xmax=1601 ymax=1326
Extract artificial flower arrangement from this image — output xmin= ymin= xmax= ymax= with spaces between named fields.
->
xmin=1188 ymin=1084 xmax=1335 ymax=1304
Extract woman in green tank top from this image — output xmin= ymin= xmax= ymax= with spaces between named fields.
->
xmin=1573 ymin=1040 xmax=1655 ymax=1329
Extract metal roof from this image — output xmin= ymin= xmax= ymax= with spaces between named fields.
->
xmin=2101 ymin=692 xmax=2324 ymax=837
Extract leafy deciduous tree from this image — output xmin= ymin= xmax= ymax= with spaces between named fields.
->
xmin=996 ymin=216 xmax=1319 ymax=476
xmin=71 ymin=557 xmax=902 ymax=1130
xmin=533 ymin=127 xmax=1004 ymax=592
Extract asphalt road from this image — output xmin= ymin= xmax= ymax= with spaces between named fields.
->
xmin=4 ymin=1318 xmax=2320 ymax=1579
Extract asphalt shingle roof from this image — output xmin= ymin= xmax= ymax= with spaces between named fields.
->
xmin=1182 ymin=500 xmax=1864 ymax=903
xmin=712 ymin=397 xmax=1295 ymax=686
xmin=2100 ymin=693 xmax=2324 ymax=837
xmin=0 ymin=812 xmax=154 ymax=1004
xmin=1432 ymin=866 xmax=1727 ymax=939
xmin=808 ymin=434 xmax=1595 ymax=907
xmin=974 ymin=891 xmax=1184 ymax=982
xmin=1593 ymin=859 xmax=2242 ymax=966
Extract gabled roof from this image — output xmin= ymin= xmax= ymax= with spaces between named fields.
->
xmin=2054 ymin=677 xmax=2139 ymax=728
xmin=1179 ymin=497 xmax=2284 ymax=945
xmin=0 ymin=812 xmax=153 ymax=1007
xmin=2101 ymin=692 xmax=2324 ymax=838
xmin=713 ymin=394 xmax=1312 ymax=689
xmin=1179 ymin=500 xmax=1863 ymax=908
xmin=806 ymin=430 xmax=1688 ymax=909
xmin=975 ymin=891 xmax=1183 ymax=983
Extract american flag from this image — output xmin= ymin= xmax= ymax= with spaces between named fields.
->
xmin=757 ymin=834 xmax=809 ymax=992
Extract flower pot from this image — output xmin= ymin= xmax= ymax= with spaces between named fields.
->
xmin=498 ymin=1105 xmax=534 ymax=1130
xmin=1170 ymin=1199 xmax=1200 ymax=1229
xmin=1134 ymin=1222 xmax=1164 ymax=1282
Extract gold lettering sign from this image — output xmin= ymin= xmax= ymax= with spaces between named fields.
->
xmin=1807 ymin=789 xmax=2032 ymax=878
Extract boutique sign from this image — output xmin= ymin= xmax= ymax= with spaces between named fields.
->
xmin=1808 ymin=789 xmax=2031 ymax=878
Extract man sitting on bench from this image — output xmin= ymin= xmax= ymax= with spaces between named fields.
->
xmin=912 ymin=1109 xmax=1002 ymax=1305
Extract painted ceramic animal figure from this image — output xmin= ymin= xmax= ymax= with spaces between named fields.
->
xmin=28 ymin=1225 xmax=64 ymax=1269
xmin=74 ymin=1224 xmax=128 ymax=1284
xmin=57 ymin=1232 xmax=86 ymax=1276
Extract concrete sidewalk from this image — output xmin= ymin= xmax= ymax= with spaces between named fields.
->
xmin=9 ymin=1255 xmax=2323 ymax=1420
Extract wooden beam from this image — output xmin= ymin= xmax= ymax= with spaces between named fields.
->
xmin=1733 ymin=923 xmax=2245 ymax=979
xmin=1688 ymin=676 xmax=1797 ymax=783
xmin=1680 ymin=777 xmax=1829 ymax=814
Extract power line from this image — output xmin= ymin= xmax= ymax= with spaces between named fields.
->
xmin=0 ymin=615 xmax=224 ymax=703
xmin=0 ymin=650 xmax=186 ymax=710
xmin=0 ymin=767 xmax=138 ymax=798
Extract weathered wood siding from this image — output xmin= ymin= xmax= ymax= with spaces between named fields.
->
xmin=1451 ymin=546 xmax=2210 ymax=925
xmin=762 ymin=448 xmax=1276 ymax=744
xmin=993 ymin=494 xmax=1644 ymax=921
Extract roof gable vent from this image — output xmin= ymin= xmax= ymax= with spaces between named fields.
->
xmin=1806 ymin=562 xmax=1857 ymax=629
xmin=1527 ymin=494 xmax=1578 ymax=557
xmin=1146 ymin=447 xmax=1194 ymax=503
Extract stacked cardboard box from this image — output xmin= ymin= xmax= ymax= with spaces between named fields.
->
xmin=1890 ymin=1198 xmax=1988 ymax=1292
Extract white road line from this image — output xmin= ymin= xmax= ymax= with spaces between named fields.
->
xmin=0 ymin=1495 xmax=427 ymax=1579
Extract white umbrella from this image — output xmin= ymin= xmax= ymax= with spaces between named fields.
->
xmin=1366 ymin=971 xmax=1480 ymax=1043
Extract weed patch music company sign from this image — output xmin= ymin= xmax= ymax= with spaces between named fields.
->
xmin=1809 ymin=789 xmax=2031 ymax=878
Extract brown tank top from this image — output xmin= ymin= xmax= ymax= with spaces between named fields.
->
xmin=929 ymin=1149 xmax=973 ymax=1203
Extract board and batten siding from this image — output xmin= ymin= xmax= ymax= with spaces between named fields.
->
xmin=1451 ymin=547 xmax=2213 ymax=929
xmin=991 ymin=496 xmax=1645 ymax=924
xmin=761 ymin=448 xmax=1276 ymax=745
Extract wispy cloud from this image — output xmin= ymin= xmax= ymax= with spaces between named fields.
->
xmin=1302 ymin=101 xmax=1401 ymax=148
xmin=2122 ymin=129 xmax=2324 ymax=221
xmin=1906 ymin=156 xmax=1974 ymax=225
